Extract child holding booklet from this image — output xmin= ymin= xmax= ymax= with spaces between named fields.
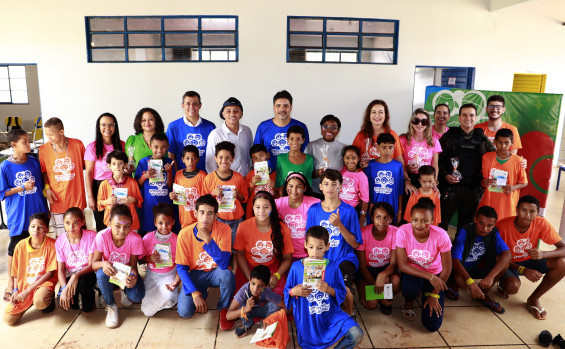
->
xmin=140 ymin=203 xmax=180 ymax=316
xmin=92 ymin=204 xmax=145 ymax=328
xmin=226 ymin=265 xmax=286 ymax=337
xmin=135 ymin=133 xmax=174 ymax=233
xmin=170 ymin=145 xmax=206 ymax=228
xmin=284 ymin=226 xmax=363 ymax=349
xmin=245 ymin=144 xmax=277 ymax=219
xmin=97 ymin=150 xmax=143 ymax=230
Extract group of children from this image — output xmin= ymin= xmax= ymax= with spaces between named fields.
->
xmin=1 ymin=113 xmax=562 ymax=349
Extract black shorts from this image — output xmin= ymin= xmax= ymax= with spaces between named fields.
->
xmin=8 ymin=231 xmax=30 ymax=256
xmin=339 ymin=261 xmax=356 ymax=289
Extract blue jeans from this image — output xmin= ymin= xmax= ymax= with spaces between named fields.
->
xmin=217 ymin=217 xmax=243 ymax=250
xmin=401 ymin=273 xmax=444 ymax=332
xmin=241 ymin=302 xmax=280 ymax=328
xmin=96 ymin=268 xmax=145 ymax=306
xmin=334 ymin=325 xmax=363 ymax=349
xmin=177 ymin=268 xmax=235 ymax=318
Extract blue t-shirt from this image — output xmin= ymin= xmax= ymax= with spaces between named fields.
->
xmin=305 ymin=202 xmax=362 ymax=269
xmin=364 ymin=160 xmax=404 ymax=215
xmin=253 ymin=119 xmax=310 ymax=170
xmin=166 ymin=117 xmax=216 ymax=171
xmin=284 ymin=259 xmax=358 ymax=349
xmin=135 ymin=156 xmax=173 ymax=232
xmin=452 ymin=227 xmax=509 ymax=267
xmin=0 ymin=157 xmax=48 ymax=237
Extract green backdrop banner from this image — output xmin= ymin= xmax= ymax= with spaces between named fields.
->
xmin=424 ymin=88 xmax=563 ymax=209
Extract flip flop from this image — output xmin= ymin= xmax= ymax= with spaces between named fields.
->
xmin=552 ymin=334 xmax=565 ymax=349
xmin=528 ymin=304 xmax=547 ymax=320
xmin=445 ymin=287 xmax=459 ymax=301
xmin=496 ymin=283 xmax=509 ymax=299
xmin=480 ymin=295 xmax=505 ymax=314
xmin=3 ymin=290 xmax=11 ymax=302
xmin=401 ymin=308 xmax=415 ymax=321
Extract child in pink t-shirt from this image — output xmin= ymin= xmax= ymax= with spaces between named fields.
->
xmin=339 ymin=146 xmax=369 ymax=228
xmin=275 ymin=172 xmax=320 ymax=259
xmin=55 ymin=208 xmax=97 ymax=314
xmin=92 ymin=204 xmax=145 ymax=328
xmin=396 ymin=197 xmax=451 ymax=332
xmin=140 ymin=203 xmax=180 ymax=316
xmin=356 ymin=202 xmax=400 ymax=314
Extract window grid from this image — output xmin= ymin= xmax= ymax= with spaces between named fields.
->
xmin=287 ymin=16 xmax=399 ymax=65
xmin=0 ymin=65 xmax=29 ymax=105
xmin=86 ymin=16 xmax=238 ymax=63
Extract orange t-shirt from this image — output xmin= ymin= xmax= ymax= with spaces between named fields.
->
xmin=39 ymin=138 xmax=86 ymax=213
xmin=245 ymin=170 xmax=277 ymax=219
xmin=174 ymin=170 xmax=207 ymax=228
xmin=175 ymin=221 xmax=232 ymax=271
xmin=6 ymin=236 xmax=58 ymax=315
xmin=480 ymin=152 xmax=527 ymax=220
xmin=97 ymin=176 xmax=143 ymax=230
xmin=202 ymin=170 xmax=248 ymax=221
xmin=233 ymin=217 xmax=294 ymax=268
xmin=352 ymin=129 xmax=403 ymax=161
xmin=403 ymin=191 xmax=441 ymax=226
xmin=497 ymin=216 xmax=561 ymax=262
xmin=474 ymin=121 xmax=522 ymax=150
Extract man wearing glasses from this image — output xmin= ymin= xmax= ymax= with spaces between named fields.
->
xmin=475 ymin=95 xmax=522 ymax=154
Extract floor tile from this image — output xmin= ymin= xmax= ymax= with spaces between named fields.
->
xmin=215 ymin=319 xmax=295 ymax=349
xmin=452 ymin=346 xmax=528 ymax=349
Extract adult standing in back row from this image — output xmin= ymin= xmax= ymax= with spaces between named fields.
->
xmin=254 ymin=90 xmax=309 ymax=171
xmin=167 ymin=91 xmax=216 ymax=172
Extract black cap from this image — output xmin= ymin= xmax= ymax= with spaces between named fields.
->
xmin=219 ymin=97 xmax=243 ymax=119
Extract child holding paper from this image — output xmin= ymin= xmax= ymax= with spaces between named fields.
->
xmin=245 ymin=144 xmax=277 ymax=219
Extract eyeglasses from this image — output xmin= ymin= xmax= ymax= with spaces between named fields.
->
xmin=101 ymin=123 xmax=116 ymax=128
xmin=322 ymin=125 xmax=339 ymax=131
xmin=411 ymin=118 xmax=429 ymax=126
xmin=487 ymin=105 xmax=504 ymax=110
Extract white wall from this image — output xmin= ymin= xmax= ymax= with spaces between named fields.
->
xmin=0 ymin=0 xmax=563 ymax=158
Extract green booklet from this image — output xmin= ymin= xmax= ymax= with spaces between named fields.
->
xmin=303 ymin=258 xmax=328 ymax=288
xmin=365 ymin=283 xmax=393 ymax=300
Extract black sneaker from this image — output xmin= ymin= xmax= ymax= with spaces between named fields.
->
xmin=42 ymin=295 xmax=56 ymax=314
xmin=235 ymin=325 xmax=253 ymax=338
xmin=350 ymin=313 xmax=358 ymax=322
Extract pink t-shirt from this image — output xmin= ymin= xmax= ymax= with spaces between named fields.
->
xmin=93 ymin=227 xmax=144 ymax=265
xmin=55 ymin=230 xmax=97 ymax=276
xmin=141 ymin=231 xmax=178 ymax=274
xmin=84 ymin=140 xmax=126 ymax=180
xmin=339 ymin=167 xmax=369 ymax=207
xmin=432 ymin=127 xmax=448 ymax=141
xmin=395 ymin=223 xmax=451 ymax=275
xmin=358 ymin=225 xmax=397 ymax=268
xmin=275 ymin=195 xmax=321 ymax=258
xmin=399 ymin=136 xmax=442 ymax=174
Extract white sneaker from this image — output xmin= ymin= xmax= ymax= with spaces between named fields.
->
xmin=121 ymin=291 xmax=133 ymax=307
xmin=105 ymin=304 xmax=119 ymax=328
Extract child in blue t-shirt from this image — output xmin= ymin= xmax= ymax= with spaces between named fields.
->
xmin=285 ymin=226 xmax=363 ymax=349
xmin=136 ymin=133 xmax=174 ymax=233
xmin=364 ymin=133 xmax=404 ymax=223
xmin=305 ymin=169 xmax=362 ymax=320
xmin=0 ymin=129 xmax=48 ymax=299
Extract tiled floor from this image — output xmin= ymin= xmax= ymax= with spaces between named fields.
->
xmin=1 ymin=168 xmax=565 ymax=348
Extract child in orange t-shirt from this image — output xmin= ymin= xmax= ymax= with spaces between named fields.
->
xmin=234 ymin=191 xmax=294 ymax=296
xmin=97 ymin=150 xmax=143 ymax=230
xmin=4 ymin=213 xmax=57 ymax=325
xmin=480 ymin=129 xmax=527 ymax=220
xmin=39 ymin=117 xmax=86 ymax=236
xmin=245 ymin=144 xmax=277 ymax=219
xmin=169 ymin=145 xmax=206 ymax=228
xmin=403 ymin=166 xmax=441 ymax=226
xmin=203 ymin=141 xmax=248 ymax=245
xmin=175 ymin=194 xmax=235 ymax=330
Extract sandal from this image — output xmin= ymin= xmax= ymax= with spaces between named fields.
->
xmin=401 ymin=308 xmax=415 ymax=321
xmin=445 ymin=287 xmax=459 ymax=301
xmin=3 ymin=289 xmax=11 ymax=302
xmin=496 ymin=283 xmax=509 ymax=299
xmin=480 ymin=295 xmax=505 ymax=314
xmin=380 ymin=303 xmax=392 ymax=315
xmin=528 ymin=304 xmax=547 ymax=320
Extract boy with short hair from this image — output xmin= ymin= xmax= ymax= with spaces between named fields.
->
xmin=306 ymin=169 xmax=362 ymax=320
xmin=474 ymin=95 xmax=522 ymax=154
xmin=0 ymin=129 xmax=49 ymax=299
xmin=480 ymin=128 xmax=527 ymax=220
xmin=135 ymin=133 xmax=174 ymax=233
xmin=97 ymin=150 xmax=143 ymax=230
xmin=364 ymin=133 xmax=404 ymax=223
xmin=39 ymin=117 xmax=86 ymax=236
xmin=170 ymin=145 xmax=207 ymax=228
xmin=449 ymin=206 xmax=510 ymax=313
xmin=403 ymin=165 xmax=441 ymax=226
xmin=245 ymin=144 xmax=276 ymax=219
xmin=175 ymin=194 xmax=235 ymax=330
xmin=284 ymin=226 xmax=363 ymax=348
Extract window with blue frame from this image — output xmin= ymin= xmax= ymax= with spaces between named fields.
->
xmin=287 ymin=16 xmax=398 ymax=64
xmin=0 ymin=65 xmax=29 ymax=104
xmin=85 ymin=16 xmax=238 ymax=62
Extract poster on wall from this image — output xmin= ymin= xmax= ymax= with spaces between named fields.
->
xmin=424 ymin=88 xmax=563 ymax=210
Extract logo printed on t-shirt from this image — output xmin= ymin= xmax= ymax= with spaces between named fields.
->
xmin=368 ymin=247 xmax=390 ymax=267
xmin=284 ymin=214 xmax=306 ymax=239
xmin=374 ymin=171 xmax=394 ymax=195
xmin=250 ymin=240 xmax=274 ymax=264
xmin=466 ymin=242 xmax=486 ymax=263
xmin=183 ymin=187 xmax=200 ymax=212
xmin=339 ymin=176 xmax=355 ymax=201
xmin=320 ymin=220 xmax=340 ymax=248
xmin=307 ymin=288 xmax=330 ymax=314
xmin=368 ymin=144 xmax=380 ymax=158
xmin=109 ymin=251 xmax=128 ymax=264
xmin=270 ymin=133 xmax=289 ymax=156
xmin=407 ymin=145 xmax=432 ymax=170
xmin=26 ymin=256 xmax=46 ymax=285
xmin=14 ymin=170 xmax=37 ymax=196
xmin=513 ymin=238 xmax=532 ymax=260
xmin=66 ymin=250 xmax=88 ymax=272
xmin=195 ymin=251 xmax=217 ymax=270
xmin=407 ymin=249 xmax=433 ymax=268
xmin=183 ymin=134 xmax=206 ymax=156
xmin=148 ymin=171 xmax=169 ymax=196
xmin=53 ymin=157 xmax=76 ymax=182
